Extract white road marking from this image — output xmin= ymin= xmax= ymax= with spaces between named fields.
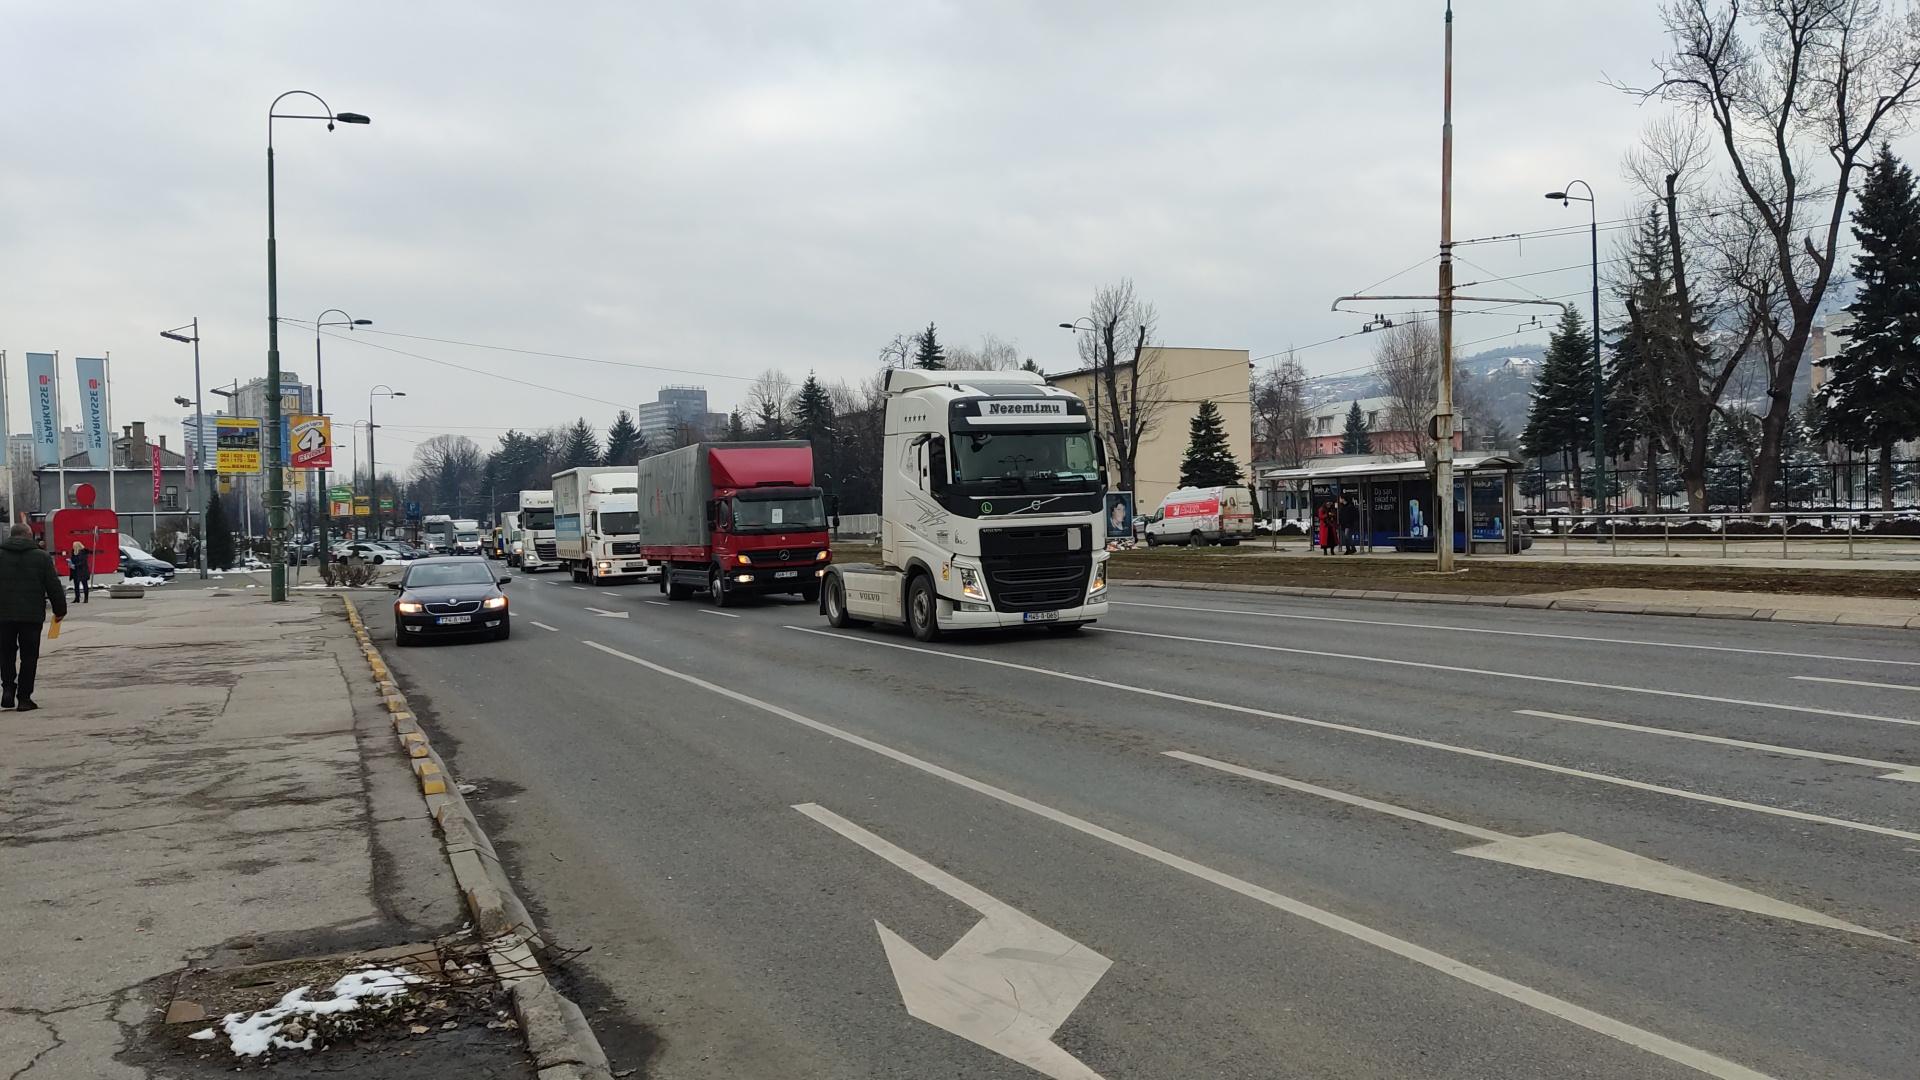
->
xmin=583 ymin=637 xmax=1779 ymax=1080
xmin=601 ymin=590 xmax=623 ymax=597
xmin=796 ymin=803 xmax=1111 ymax=1080
xmin=1515 ymin=709 xmax=1920 ymax=782
xmin=1113 ymin=598 xmax=1920 ymax=668
xmin=1791 ymin=675 xmax=1920 ymax=694
xmin=570 ymin=585 xmax=587 ymax=591
xmin=530 ymin=621 xmax=560 ymax=632
xmin=1091 ymin=625 xmax=1920 ymax=728
xmin=789 ymin=627 xmax=1920 ymax=845
xmin=583 ymin=606 xmax=629 ymax=619
xmin=699 ymin=609 xmax=740 ymax=619
xmin=1166 ymin=751 xmax=1891 ymax=940
xmin=644 ymin=601 xmax=668 ymax=607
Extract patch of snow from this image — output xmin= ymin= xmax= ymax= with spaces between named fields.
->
xmin=187 ymin=1028 xmax=217 ymax=1041
xmin=120 ymin=576 xmax=170 ymax=587
xmin=213 ymin=966 xmax=422 ymax=1058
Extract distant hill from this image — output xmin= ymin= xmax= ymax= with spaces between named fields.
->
xmin=1306 ymin=343 xmax=1544 ymax=440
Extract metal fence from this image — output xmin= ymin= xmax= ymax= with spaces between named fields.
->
xmin=1520 ymin=458 xmax=1917 ymax=514
xmin=1515 ymin=509 xmax=1920 ymax=560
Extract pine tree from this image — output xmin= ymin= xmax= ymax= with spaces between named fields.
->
xmin=912 ymin=322 xmax=947 ymax=370
xmin=206 ymin=489 xmax=235 ymax=570
xmin=1521 ymin=308 xmax=1596 ymax=507
xmin=1177 ymin=400 xmax=1243 ymax=488
xmin=1340 ymin=401 xmax=1371 ymax=454
xmin=790 ymin=373 xmax=836 ymax=446
xmin=1519 ymin=459 xmax=1549 ymax=503
xmin=561 ymin=418 xmax=600 ymax=467
xmin=1020 ymin=358 xmax=1042 ymax=374
xmin=602 ymin=410 xmax=647 ymax=466
xmin=1815 ymin=143 xmax=1920 ymax=509
xmin=725 ymin=410 xmax=747 ymax=441
xmin=752 ymin=399 xmax=787 ymax=439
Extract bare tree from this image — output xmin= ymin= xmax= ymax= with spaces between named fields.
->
xmin=410 ymin=434 xmax=485 ymax=516
xmin=1371 ymin=322 xmax=1443 ymax=459
xmin=1623 ymin=0 xmax=1920 ymax=510
xmin=948 ymin=333 xmax=1025 ymax=370
xmin=745 ymin=368 xmax=794 ymax=434
xmin=1077 ymin=279 xmax=1166 ymax=494
xmin=877 ymin=334 xmax=911 ymax=370
xmin=1252 ymin=351 xmax=1312 ymax=468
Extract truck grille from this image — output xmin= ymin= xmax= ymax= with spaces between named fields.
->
xmin=534 ymin=541 xmax=556 ymax=558
xmin=985 ymin=560 xmax=1089 ymax=612
xmin=610 ymin=541 xmax=641 ymax=556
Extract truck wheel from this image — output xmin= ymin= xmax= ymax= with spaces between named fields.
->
xmin=667 ymin=571 xmax=694 ymax=601
xmin=824 ymin=576 xmax=864 ymax=628
xmin=658 ymin=570 xmax=669 ymax=595
xmin=800 ymin=581 xmax=820 ymax=604
xmin=709 ymin=568 xmax=732 ymax=608
xmin=906 ymin=574 xmax=940 ymax=642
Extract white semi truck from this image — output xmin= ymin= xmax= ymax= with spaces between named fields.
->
xmin=552 ymin=466 xmax=650 ymax=584
xmin=820 ymin=368 xmax=1109 ymax=639
xmin=516 ymin=489 xmax=557 ymax=573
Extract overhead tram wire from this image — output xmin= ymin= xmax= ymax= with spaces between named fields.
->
xmin=283 ymin=318 xmax=756 ymax=383
xmin=316 ymin=328 xmax=634 ymax=409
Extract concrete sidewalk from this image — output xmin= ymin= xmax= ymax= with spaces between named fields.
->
xmin=0 ymin=589 xmax=533 ymax=1077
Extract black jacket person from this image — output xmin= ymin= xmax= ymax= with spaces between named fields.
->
xmin=0 ymin=525 xmax=68 ymax=710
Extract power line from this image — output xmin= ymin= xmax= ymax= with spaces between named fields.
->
xmin=317 ymin=328 xmax=635 ymax=409
xmin=284 ymin=319 xmax=756 ymax=383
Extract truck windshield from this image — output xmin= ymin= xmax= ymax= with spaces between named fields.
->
xmin=951 ymin=429 xmax=1099 ymax=491
xmin=731 ymin=496 xmax=826 ymax=533
xmin=598 ymin=511 xmax=640 ymax=535
xmin=521 ymin=508 xmax=554 ymax=530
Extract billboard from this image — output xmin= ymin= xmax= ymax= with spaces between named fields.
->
xmin=74 ymin=358 xmax=109 ymax=468
xmin=290 ymin=415 xmax=332 ymax=469
xmin=216 ymin=417 xmax=262 ymax=474
xmin=352 ymin=495 xmax=371 ymax=517
xmin=26 ymin=352 xmax=59 ymax=468
xmin=1103 ymin=491 xmax=1134 ymax=541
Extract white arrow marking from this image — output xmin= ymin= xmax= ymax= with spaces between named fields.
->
xmin=1515 ymin=709 xmax=1920 ymax=783
xmin=1166 ymin=751 xmax=1894 ymax=941
xmin=795 ymin=803 xmax=1109 ymax=1080
xmin=1792 ymin=674 xmax=1920 ymax=694
xmin=583 ymin=606 xmax=628 ymax=619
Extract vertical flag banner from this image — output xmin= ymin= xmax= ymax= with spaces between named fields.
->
xmin=74 ymin=357 xmax=109 ymax=467
xmin=152 ymin=445 xmax=163 ymax=502
xmin=25 ymin=353 xmax=59 ymax=467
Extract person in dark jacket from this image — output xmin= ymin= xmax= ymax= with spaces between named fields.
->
xmin=1337 ymin=493 xmax=1362 ymax=555
xmin=68 ymin=540 xmax=92 ymax=603
xmin=0 ymin=523 xmax=68 ymax=711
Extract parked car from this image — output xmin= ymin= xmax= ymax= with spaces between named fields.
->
xmin=390 ymin=557 xmax=511 ymax=645
xmin=335 ymin=540 xmax=396 ymax=564
xmin=374 ymin=542 xmax=421 ymax=561
xmin=120 ymin=551 xmax=177 ymax=580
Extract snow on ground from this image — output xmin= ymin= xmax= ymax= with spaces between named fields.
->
xmin=189 ymin=967 xmax=423 ymax=1058
xmin=118 ymin=576 xmax=171 ymax=587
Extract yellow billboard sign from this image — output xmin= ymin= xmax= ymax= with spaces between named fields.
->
xmin=215 ymin=417 xmax=262 ymax=474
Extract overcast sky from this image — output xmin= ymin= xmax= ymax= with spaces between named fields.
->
xmin=4 ymin=1 xmax=1914 ymax=467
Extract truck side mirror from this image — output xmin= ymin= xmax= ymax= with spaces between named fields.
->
xmin=928 ymin=436 xmax=949 ymax=492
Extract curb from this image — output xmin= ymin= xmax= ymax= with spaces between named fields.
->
xmin=343 ymin=598 xmax=612 ymax=1080
xmin=1118 ymin=578 xmax=1920 ymax=630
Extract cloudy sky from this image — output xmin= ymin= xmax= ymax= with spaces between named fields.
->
xmin=4 ymin=1 xmax=1912 ymax=467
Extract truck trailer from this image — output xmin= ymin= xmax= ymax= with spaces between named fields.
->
xmin=552 ymin=467 xmax=650 ymax=584
xmin=636 ymin=441 xmax=831 ymax=606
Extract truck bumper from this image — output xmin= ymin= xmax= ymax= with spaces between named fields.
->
xmin=939 ymin=597 xmax=1108 ymax=630
xmin=720 ymin=566 xmax=825 ymax=592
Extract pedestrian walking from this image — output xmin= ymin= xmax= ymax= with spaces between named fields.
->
xmin=1337 ymin=493 xmax=1362 ymax=555
xmin=68 ymin=540 xmax=92 ymax=604
xmin=0 ymin=523 xmax=68 ymax=711
xmin=1316 ymin=500 xmax=1337 ymax=555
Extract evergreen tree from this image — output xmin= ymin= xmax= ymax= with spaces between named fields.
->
xmin=1177 ymin=400 xmax=1243 ymax=488
xmin=725 ymin=410 xmax=748 ymax=441
xmin=912 ymin=322 xmax=947 ymax=370
xmin=1705 ymin=411 xmax=1759 ymax=508
xmin=1519 ymin=459 xmax=1549 ymax=504
xmin=1814 ymin=143 xmax=1920 ymax=509
xmin=1635 ymin=452 xmax=1684 ymax=505
xmin=561 ymin=418 xmax=600 ymax=467
xmin=790 ymin=373 xmax=836 ymax=446
xmin=1340 ymin=400 xmax=1371 ymax=455
xmin=602 ymin=410 xmax=647 ymax=466
xmin=752 ymin=399 xmax=787 ymax=439
xmin=1020 ymin=358 xmax=1042 ymax=374
xmin=206 ymin=488 xmax=235 ymax=570
xmin=1521 ymin=308 xmax=1597 ymax=507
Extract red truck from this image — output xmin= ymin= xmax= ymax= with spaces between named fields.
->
xmin=636 ymin=441 xmax=832 ymax=607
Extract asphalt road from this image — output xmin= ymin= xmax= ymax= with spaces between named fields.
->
xmin=358 ymin=569 xmax=1920 ymax=1080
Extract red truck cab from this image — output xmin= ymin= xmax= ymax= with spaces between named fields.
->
xmin=639 ymin=442 xmax=833 ymax=607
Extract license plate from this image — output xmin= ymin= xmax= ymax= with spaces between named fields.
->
xmin=774 ymin=570 xmax=799 ymax=579
xmin=437 ymin=615 xmax=471 ymax=625
xmin=1022 ymin=610 xmax=1060 ymax=623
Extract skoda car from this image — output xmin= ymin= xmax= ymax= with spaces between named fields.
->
xmin=390 ymin=557 xmax=511 ymax=645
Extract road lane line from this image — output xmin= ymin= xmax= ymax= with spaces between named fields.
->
xmin=1791 ymin=675 xmax=1920 ymax=693
xmin=644 ymin=601 xmax=668 ymax=607
xmin=1515 ymin=709 xmax=1920 ymax=782
xmin=700 ymin=610 xmax=740 ymax=619
xmin=1164 ymin=751 xmax=1891 ymax=940
xmin=788 ymin=627 xmax=1920 ymax=844
xmin=1113 ymin=598 xmax=1920 ymax=668
xmin=571 ymin=585 xmax=587 ymax=591
xmin=530 ymin=621 xmax=560 ymax=632
xmin=580 ymin=637 xmax=1778 ymax=1080
xmin=1090 ymin=626 xmax=1919 ymax=728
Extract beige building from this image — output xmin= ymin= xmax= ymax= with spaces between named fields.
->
xmin=1047 ymin=346 xmax=1252 ymax=513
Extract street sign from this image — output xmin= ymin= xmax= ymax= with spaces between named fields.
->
xmin=379 ymin=496 xmax=394 ymax=511
xmin=215 ymin=417 xmax=262 ymax=474
xmin=290 ymin=415 xmax=332 ymax=469
xmin=328 ymin=484 xmax=352 ymax=502
xmin=405 ymin=501 xmax=422 ymax=521
xmin=352 ymin=495 xmax=371 ymax=517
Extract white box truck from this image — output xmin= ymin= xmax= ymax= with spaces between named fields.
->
xmin=516 ymin=489 xmax=557 ymax=573
xmin=819 ymin=369 xmax=1109 ymax=639
xmin=552 ymin=467 xmax=650 ymax=584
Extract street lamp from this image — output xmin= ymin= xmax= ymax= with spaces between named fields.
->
xmin=1058 ymin=317 xmax=1102 ymax=431
xmin=368 ymin=385 xmax=404 ymax=537
xmin=310 ymin=309 xmax=370 ymax=563
xmin=266 ymin=89 xmax=371 ymax=601
xmin=1546 ymin=180 xmax=1606 ymax=513
xmin=159 ymin=320 xmax=208 ymax=578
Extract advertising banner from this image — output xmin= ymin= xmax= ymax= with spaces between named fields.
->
xmin=216 ymin=417 xmax=262 ymax=474
xmin=152 ymin=445 xmax=162 ymax=502
xmin=290 ymin=415 xmax=331 ymax=469
xmin=74 ymin=357 xmax=109 ymax=468
xmin=1103 ymin=491 xmax=1134 ymax=540
xmin=26 ymin=352 xmax=59 ymax=468
xmin=352 ymin=495 xmax=371 ymax=517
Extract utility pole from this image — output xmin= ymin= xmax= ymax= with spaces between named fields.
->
xmin=1433 ymin=0 xmax=1456 ymax=572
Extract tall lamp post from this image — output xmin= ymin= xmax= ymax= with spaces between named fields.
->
xmin=368 ymin=385 xmax=404 ymax=537
xmin=267 ymin=90 xmax=370 ymax=601
xmin=1058 ymin=317 xmax=1102 ymax=437
xmin=1547 ymin=180 xmax=1605 ymax=512
xmin=310 ymin=309 xmax=370 ymax=562
xmin=159 ymin=320 xmax=207 ymax=579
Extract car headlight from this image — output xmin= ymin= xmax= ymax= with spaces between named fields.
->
xmin=483 ymin=596 xmax=507 ymax=610
xmin=1088 ymin=561 xmax=1108 ymax=598
xmin=736 ymin=553 xmax=752 ymax=565
xmin=958 ymin=566 xmax=987 ymax=602
xmin=396 ymin=601 xmax=424 ymax=614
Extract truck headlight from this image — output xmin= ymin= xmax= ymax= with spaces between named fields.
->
xmin=598 ymin=561 xmax=611 ymax=570
xmin=958 ymin=566 xmax=987 ymax=602
xmin=815 ymin=550 xmax=829 ymax=561
xmin=1087 ymin=561 xmax=1108 ymax=599
xmin=735 ymin=553 xmax=751 ymax=565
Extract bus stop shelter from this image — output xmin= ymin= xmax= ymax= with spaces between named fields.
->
xmin=1259 ymin=454 xmax=1525 ymax=554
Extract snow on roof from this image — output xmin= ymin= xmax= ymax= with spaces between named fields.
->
xmin=1260 ymin=453 xmax=1522 ymax=481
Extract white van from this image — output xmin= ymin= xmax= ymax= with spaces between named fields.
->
xmin=1142 ymin=486 xmax=1257 ymax=547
